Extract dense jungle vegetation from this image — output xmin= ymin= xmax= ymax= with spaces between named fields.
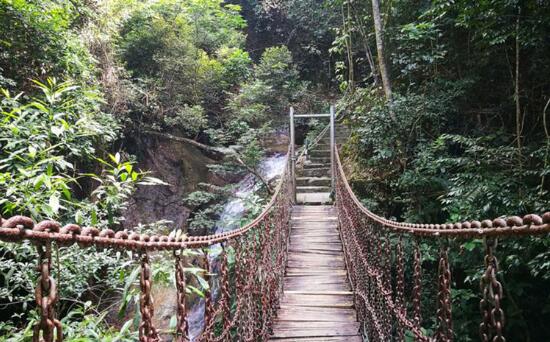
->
xmin=0 ymin=0 xmax=549 ymax=340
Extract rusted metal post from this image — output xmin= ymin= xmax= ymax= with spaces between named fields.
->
xmin=289 ymin=107 xmax=296 ymax=203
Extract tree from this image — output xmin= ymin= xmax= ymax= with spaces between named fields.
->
xmin=370 ymin=0 xmax=392 ymax=106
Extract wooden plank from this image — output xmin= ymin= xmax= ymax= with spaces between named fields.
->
xmin=286 ymin=267 xmax=344 ymax=275
xmin=283 ymin=290 xmax=353 ymax=295
xmin=275 ymin=307 xmax=357 ymax=322
xmin=288 ymin=253 xmax=344 ymax=261
xmin=283 ymin=275 xmax=349 ymax=283
xmin=292 ymin=205 xmax=334 ymax=210
xmin=291 ymin=231 xmax=340 ymax=238
xmin=271 ymin=322 xmax=360 ymax=338
xmin=287 ymin=260 xmax=346 ymax=268
xmin=286 ymin=268 xmax=347 ymax=276
xmin=280 ymin=293 xmax=354 ymax=307
xmin=288 ymin=249 xmax=343 ymax=256
xmin=270 ymin=336 xmax=362 ymax=342
xmin=289 ymin=242 xmax=343 ymax=251
xmin=290 ymin=226 xmax=339 ymax=231
xmin=284 ymin=276 xmax=350 ymax=291
xmin=289 ymin=235 xmax=342 ymax=243
xmin=291 ymin=216 xmax=338 ymax=221
xmin=270 ymin=204 xmax=358 ymax=341
xmin=291 ymin=224 xmax=339 ymax=229
xmin=280 ymin=295 xmax=353 ymax=309
xmin=273 ymin=321 xmax=358 ymax=330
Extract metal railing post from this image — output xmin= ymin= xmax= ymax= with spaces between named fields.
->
xmin=289 ymin=107 xmax=296 ymax=203
xmin=330 ymin=105 xmax=335 ymax=191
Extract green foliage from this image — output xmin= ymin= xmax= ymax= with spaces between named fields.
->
xmin=184 ymin=185 xmax=225 ymax=234
xmin=255 ymin=46 xmax=299 ymax=91
xmin=226 ymin=81 xmax=272 ymax=126
xmin=163 ymin=105 xmax=208 ymax=137
xmin=226 ymin=46 xmax=303 ymax=127
xmin=184 ymin=190 xmax=220 ymax=207
xmin=0 ymin=79 xmax=166 ymax=336
xmin=218 ymin=47 xmax=252 ymax=84
xmin=0 ymin=0 xmax=96 ymax=87
xmin=117 ymin=0 xmax=250 ymax=136
xmin=0 ymin=305 xmax=137 ymax=341
xmin=0 ymin=79 xmax=117 ymax=221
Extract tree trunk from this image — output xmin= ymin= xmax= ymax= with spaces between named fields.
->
xmin=371 ymin=0 xmax=393 ymax=108
xmin=515 ymin=9 xmax=522 ymax=168
xmin=350 ymin=2 xmax=379 ymax=86
xmin=341 ymin=2 xmax=355 ymax=92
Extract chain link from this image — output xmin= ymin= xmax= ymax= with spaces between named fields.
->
xmin=436 ymin=246 xmax=453 ymax=342
xmin=480 ymin=238 xmax=505 ymax=342
xmin=33 ymin=242 xmax=62 ymax=342
xmin=139 ymin=252 xmax=159 ymax=342
xmin=174 ymin=250 xmax=188 ymax=341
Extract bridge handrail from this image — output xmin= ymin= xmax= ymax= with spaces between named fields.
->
xmin=334 ymin=145 xmax=550 ymax=238
xmin=334 ymin=141 xmax=549 ymax=341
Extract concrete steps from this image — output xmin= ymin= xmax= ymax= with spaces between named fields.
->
xmin=310 ymin=157 xmax=331 ymax=164
xmin=303 ymin=162 xmax=328 ymax=169
xmin=296 ymin=177 xmax=331 ymax=187
xmin=309 ymin=150 xmax=331 ymax=158
xmin=296 ymin=186 xmax=331 ymax=193
xmin=296 ymin=193 xmax=332 ymax=205
xmin=299 ymin=167 xmax=330 ymax=177
xmin=293 ymin=124 xmax=350 ymax=205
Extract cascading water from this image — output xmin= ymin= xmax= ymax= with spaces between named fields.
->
xmin=215 ymin=154 xmax=286 ymax=233
xmin=186 ymin=153 xmax=286 ymax=340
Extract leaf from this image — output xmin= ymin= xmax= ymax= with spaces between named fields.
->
xmin=28 ymin=146 xmax=37 ymax=158
xmin=118 ymin=319 xmax=133 ymax=336
xmin=49 ymin=194 xmax=60 ymax=215
xmin=51 ymin=126 xmax=64 ymax=136
xmin=75 ymin=210 xmax=83 ymax=225
xmin=169 ymin=315 xmax=177 ymax=329
xmin=91 ymin=209 xmax=98 ymax=226
xmin=139 ymin=176 xmax=169 ymax=186
xmin=110 ymin=153 xmax=121 ymax=165
xmin=186 ymin=285 xmax=205 ymax=298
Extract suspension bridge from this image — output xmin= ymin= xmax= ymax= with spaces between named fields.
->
xmin=0 ymin=106 xmax=549 ymax=341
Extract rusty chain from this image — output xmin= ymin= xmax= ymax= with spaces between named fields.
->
xmin=174 ymin=250 xmax=188 ymax=341
xmin=436 ymin=246 xmax=453 ymax=342
xmin=139 ymin=252 xmax=159 ymax=342
xmin=480 ymin=238 xmax=505 ymax=342
xmin=33 ymin=241 xmax=62 ymax=342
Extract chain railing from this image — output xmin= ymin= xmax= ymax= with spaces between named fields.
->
xmin=0 ymin=150 xmax=293 ymax=342
xmin=333 ymin=145 xmax=550 ymax=342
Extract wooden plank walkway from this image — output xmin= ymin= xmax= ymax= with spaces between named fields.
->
xmin=270 ymin=205 xmax=361 ymax=341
